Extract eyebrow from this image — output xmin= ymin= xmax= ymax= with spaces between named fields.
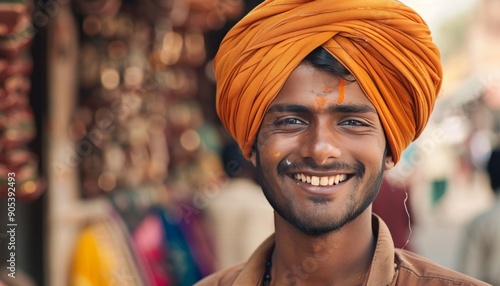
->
xmin=266 ymin=103 xmax=377 ymax=114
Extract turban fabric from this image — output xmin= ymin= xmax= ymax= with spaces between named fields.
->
xmin=214 ymin=0 xmax=443 ymax=163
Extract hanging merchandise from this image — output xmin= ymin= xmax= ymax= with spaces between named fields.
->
xmin=156 ymin=207 xmax=204 ymax=286
xmin=65 ymin=0 xmax=244 ymax=285
xmin=70 ymin=210 xmax=147 ymax=286
xmin=72 ymin=0 xmax=244 ymax=198
xmin=133 ymin=208 xmax=172 ymax=286
xmin=109 ymin=188 xmax=218 ymax=285
xmin=0 ymin=0 xmax=44 ymax=201
xmin=73 ymin=2 xmax=170 ymax=198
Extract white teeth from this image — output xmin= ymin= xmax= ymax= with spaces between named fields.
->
xmin=311 ymin=176 xmax=320 ymax=186
xmin=293 ymin=173 xmax=348 ymax=186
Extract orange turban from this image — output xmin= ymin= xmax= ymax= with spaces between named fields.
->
xmin=214 ymin=0 xmax=442 ymax=163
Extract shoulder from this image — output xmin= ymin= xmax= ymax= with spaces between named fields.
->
xmin=471 ymin=204 xmax=500 ymax=225
xmin=194 ymin=263 xmax=246 ymax=286
xmin=463 ymin=205 xmax=500 ymax=235
xmin=395 ymin=250 xmax=491 ymax=285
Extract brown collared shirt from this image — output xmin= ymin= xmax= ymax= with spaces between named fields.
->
xmin=196 ymin=215 xmax=490 ymax=285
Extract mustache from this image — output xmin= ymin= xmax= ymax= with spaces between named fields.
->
xmin=277 ymin=159 xmax=365 ymax=177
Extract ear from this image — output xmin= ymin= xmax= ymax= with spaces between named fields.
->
xmin=384 ymin=155 xmax=395 ymax=170
xmin=250 ymin=150 xmax=257 ymax=167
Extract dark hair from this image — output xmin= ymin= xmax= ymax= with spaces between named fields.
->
xmin=486 ymin=148 xmax=500 ymax=193
xmin=303 ymin=47 xmax=354 ymax=81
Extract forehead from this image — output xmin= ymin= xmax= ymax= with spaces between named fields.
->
xmin=271 ymin=62 xmax=374 ymax=108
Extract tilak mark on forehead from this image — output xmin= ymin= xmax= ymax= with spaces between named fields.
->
xmin=338 ymin=78 xmax=345 ymax=104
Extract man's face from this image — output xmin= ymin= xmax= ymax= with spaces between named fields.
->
xmin=252 ymin=62 xmax=393 ymax=236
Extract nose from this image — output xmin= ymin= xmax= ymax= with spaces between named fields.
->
xmin=299 ymin=122 xmax=342 ymax=165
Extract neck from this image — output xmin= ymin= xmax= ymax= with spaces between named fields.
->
xmin=270 ymin=209 xmax=375 ymax=285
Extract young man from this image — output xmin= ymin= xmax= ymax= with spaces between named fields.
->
xmin=197 ymin=0 xmax=490 ymax=285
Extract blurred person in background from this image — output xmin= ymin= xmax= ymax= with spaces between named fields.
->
xmin=458 ymin=147 xmax=500 ymax=285
xmin=205 ymin=141 xmax=274 ymax=270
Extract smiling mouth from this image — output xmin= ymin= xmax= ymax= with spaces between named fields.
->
xmin=292 ymin=173 xmax=348 ymax=186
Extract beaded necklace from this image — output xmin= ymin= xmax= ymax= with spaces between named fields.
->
xmin=262 ymin=257 xmax=272 ymax=286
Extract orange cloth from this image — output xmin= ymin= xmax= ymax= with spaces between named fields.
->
xmin=214 ymin=0 xmax=443 ymax=163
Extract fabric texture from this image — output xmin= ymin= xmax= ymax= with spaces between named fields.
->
xmin=195 ymin=215 xmax=490 ymax=286
xmin=214 ymin=0 xmax=443 ymax=163
xmin=133 ymin=213 xmax=172 ymax=286
xmin=70 ymin=212 xmax=146 ymax=286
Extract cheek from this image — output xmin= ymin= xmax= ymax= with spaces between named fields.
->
xmin=345 ymin=136 xmax=385 ymax=162
xmin=257 ymin=130 xmax=297 ymax=154
xmin=256 ymin=134 xmax=298 ymax=169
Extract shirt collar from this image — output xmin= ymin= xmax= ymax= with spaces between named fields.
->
xmin=365 ymin=214 xmax=397 ymax=286
xmin=232 ymin=214 xmax=396 ymax=285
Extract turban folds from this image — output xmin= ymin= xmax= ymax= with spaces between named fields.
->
xmin=214 ymin=0 xmax=442 ymax=163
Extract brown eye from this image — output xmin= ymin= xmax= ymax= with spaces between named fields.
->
xmin=340 ymin=119 xmax=363 ymax=126
xmin=279 ymin=118 xmax=305 ymax=125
